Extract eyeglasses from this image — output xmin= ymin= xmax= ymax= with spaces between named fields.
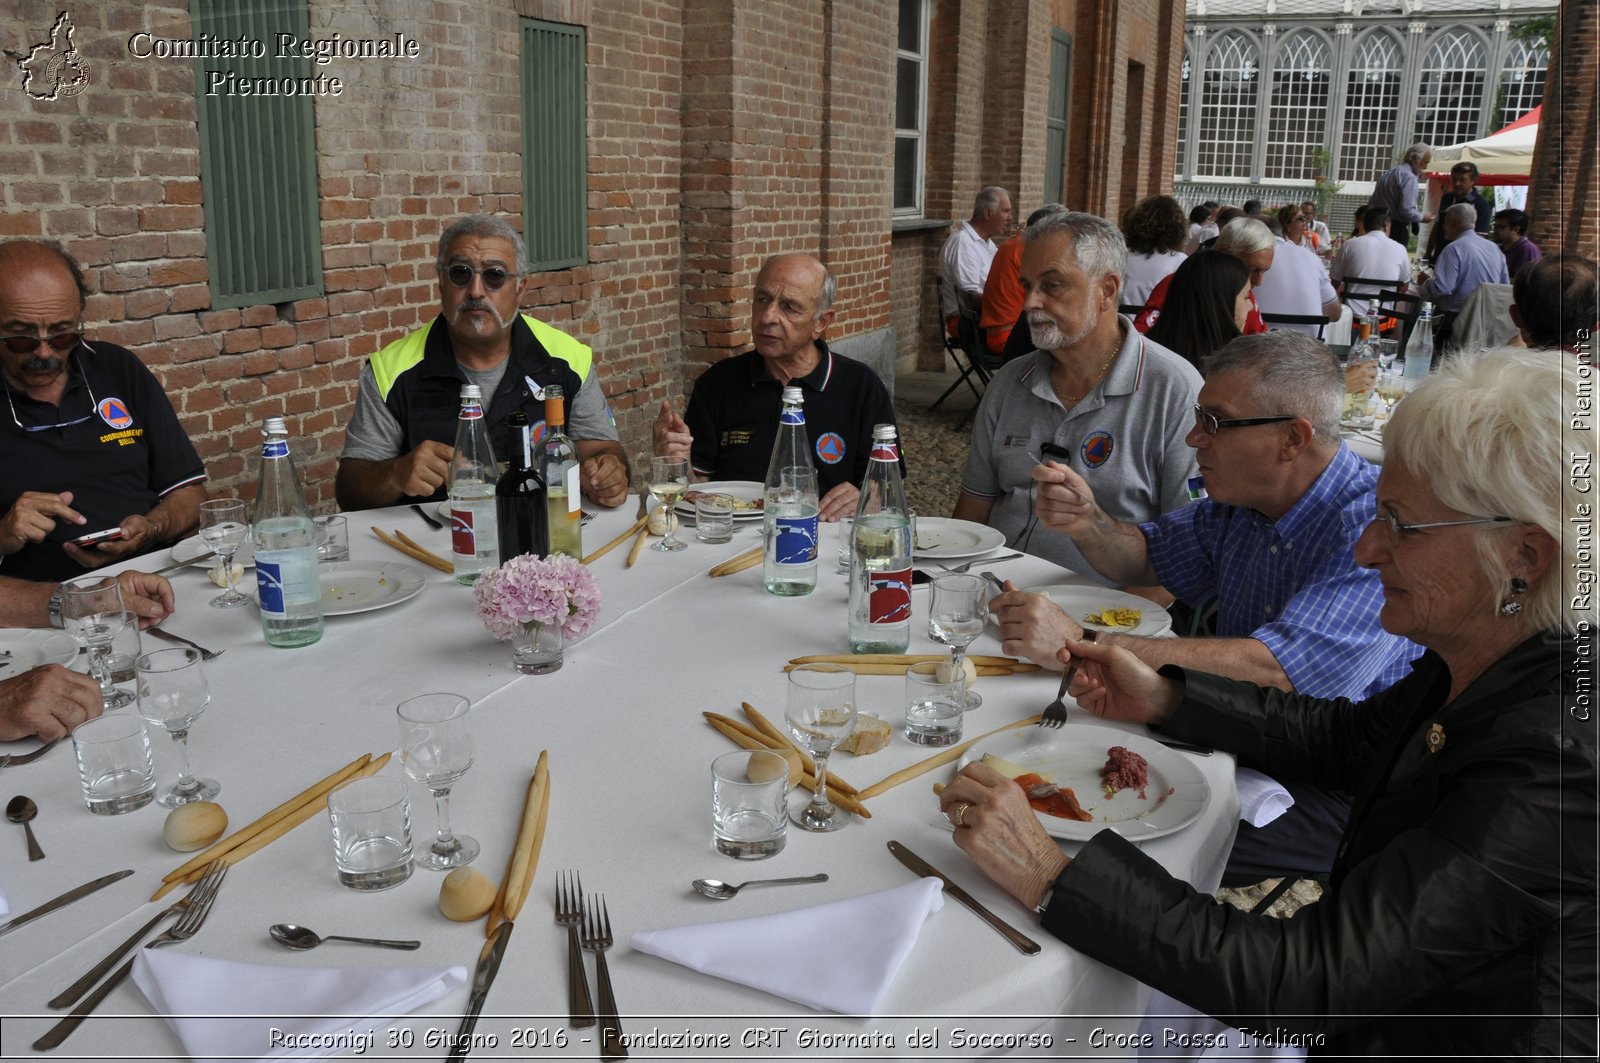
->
xmin=1192 ymin=405 xmax=1297 ymax=436
xmin=1374 ymin=504 xmax=1515 ymax=543
xmin=0 ymin=330 xmax=83 ymax=355
xmin=3 ymin=349 xmax=97 ymax=433
xmin=442 ymin=264 xmax=516 ymax=291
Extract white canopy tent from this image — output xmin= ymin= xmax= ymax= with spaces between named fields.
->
xmin=1428 ymin=106 xmax=1539 ymax=185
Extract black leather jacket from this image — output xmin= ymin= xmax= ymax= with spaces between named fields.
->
xmin=1045 ymin=631 xmax=1596 ymax=1058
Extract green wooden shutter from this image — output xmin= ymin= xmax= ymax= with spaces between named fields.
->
xmin=1045 ymin=30 xmax=1072 ymax=205
xmin=521 ymin=19 xmax=587 ymax=270
xmin=192 ymin=1 xmax=322 ymax=309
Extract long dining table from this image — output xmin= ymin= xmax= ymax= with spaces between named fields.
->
xmin=0 ymin=503 xmax=1239 ymax=1060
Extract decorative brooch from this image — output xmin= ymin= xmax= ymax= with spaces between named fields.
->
xmin=1425 ymin=723 xmax=1447 ymax=754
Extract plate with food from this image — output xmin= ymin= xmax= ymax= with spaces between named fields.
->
xmin=674 ymin=481 xmax=766 ymax=521
xmin=316 ymin=562 xmax=427 ymax=616
xmin=0 ymin=631 xmax=78 ymax=681
xmin=957 ymin=725 xmax=1210 ymax=842
xmin=1023 ymin=585 xmax=1172 ymax=637
xmin=169 ymin=535 xmax=255 ymax=569
xmin=912 ymin=517 xmax=1007 ymax=561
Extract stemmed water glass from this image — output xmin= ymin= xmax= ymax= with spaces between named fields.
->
xmin=397 ymin=693 xmax=479 ymax=870
xmin=198 ymin=498 xmax=251 ymax=608
xmin=649 ymin=456 xmax=690 ymax=552
xmin=784 ymin=664 xmax=857 ymax=832
xmin=59 ymin=575 xmax=134 ymax=709
xmin=930 ymin=574 xmax=987 ymax=710
xmin=135 ymin=647 xmax=220 ymax=807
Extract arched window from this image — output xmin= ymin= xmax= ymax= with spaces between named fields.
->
xmin=1338 ymin=31 xmax=1401 ymax=183
xmin=1196 ymin=32 xmax=1258 ymax=179
xmin=1499 ymin=39 xmax=1547 ymax=125
xmin=1413 ymin=29 xmax=1487 ymax=148
xmin=1265 ymin=30 xmax=1330 ymax=181
xmin=1177 ymin=45 xmax=1190 ymax=169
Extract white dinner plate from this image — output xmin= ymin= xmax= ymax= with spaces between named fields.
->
xmin=169 ymin=535 xmax=254 ymax=569
xmin=674 ymin=481 xmax=765 ymax=521
xmin=0 ymin=631 xmax=79 ymax=681
xmin=1025 ymin=585 xmax=1174 ymax=637
xmin=958 ymin=725 xmax=1210 ymax=842
xmin=317 ymin=562 xmax=427 ymax=616
xmin=912 ymin=517 xmax=1007 ymax=561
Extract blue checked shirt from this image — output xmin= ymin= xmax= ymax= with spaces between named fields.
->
xmin=1139 ymin=444 xmax=1422 ymax=699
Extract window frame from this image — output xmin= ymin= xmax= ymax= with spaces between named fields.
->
xmin=520 ymin=17 xmax=588 ymax=272
xmin=892 ymin=0 xmax=931 ymax=219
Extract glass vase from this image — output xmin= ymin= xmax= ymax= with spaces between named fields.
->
xmin=511 ymin=620 xmax=563 ymax=674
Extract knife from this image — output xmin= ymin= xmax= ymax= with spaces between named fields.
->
xmin=411 ymin=503 xmax=444 ymax=531
xmin=0 ymin=869 xmax=134 ymax=938
xmin=447 ymin=920 xmax=512 ymax=1062
xmin=887 ymin=841 xmax=1040 ymax=956
xmin=155 ymin=550 xmax=216 ymax=576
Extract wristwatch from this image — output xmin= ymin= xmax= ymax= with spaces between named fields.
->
xmin=46 ymin=587 xmax=65 ymax=629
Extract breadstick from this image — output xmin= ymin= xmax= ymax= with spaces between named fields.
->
xmin=739 ymin=702 xmax=860 ymax=797
xmin=372 ymin=527 xmax=453 ymax=573
xmin=625 ymin=524 xmax=651 ymax=567
xmin=789 ymin=653 xmax=1027 ymax=667
xmin=583 ymin=515 xmax=649 ymax=566
xmin=855 ymin=716 xmax=1040 ymax=801
xmin=703 ymin=712 xmax=772 ymax=748
xmin=780 ymin=662 xmax=1023 ymax=676
xmin=708 ymin=546 xmax=763 ymax=577
xmin=704 ymin=715 xmax=804 ymax=786
xmin=488 ymin=751 xmax=550 ymax=933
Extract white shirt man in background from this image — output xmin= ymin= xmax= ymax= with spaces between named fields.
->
xmin=1253 ymin=221 xmax=1340 ymax=336
xmin=1332 ymin=206 xmax=1413 ymax=317
xmin=939 ymin=186 xmax=1012 ymax=334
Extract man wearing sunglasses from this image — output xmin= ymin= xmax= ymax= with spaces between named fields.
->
xmin=990 ymin=331 xmax=1421 ymax=886
xmin=0 ymin=240 xmax=206 ymax=582
xmin=337 ymin=215 xmax=630 ymax=510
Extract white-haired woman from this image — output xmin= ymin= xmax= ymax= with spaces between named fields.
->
xmin=1136 ymin=217 xmax=1275 ymax=335
xmin=940 ymin=346 xmax=1596 ymax=1057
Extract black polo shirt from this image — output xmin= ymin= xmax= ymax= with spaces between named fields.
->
xmin=683 ymin=343 xmax=901 ymax=496
xmin=0 ymin=341 xmax=205 ymax=581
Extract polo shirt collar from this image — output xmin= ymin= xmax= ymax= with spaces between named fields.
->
xmin=1269 ymin=442 xmax=1364 ymax=542
xmin=5 ymin=344 xmax=92 ymax=409
xmin=743 ymin=340 xmax=833 ymax=393
xmin=417 ymin=314 xmax=549 ymax=379
xmin=1019 ymin=321 xmax=1145 ymax=409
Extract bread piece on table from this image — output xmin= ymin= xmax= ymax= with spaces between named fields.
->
xmin=838 ymin=714 xmax=891 ymax=755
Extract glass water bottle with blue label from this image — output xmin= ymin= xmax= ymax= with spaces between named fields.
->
xmin=252 ymin=417 xmax=324 ymax=648
xmin=762 ymin=386 xmax=820 ymax=597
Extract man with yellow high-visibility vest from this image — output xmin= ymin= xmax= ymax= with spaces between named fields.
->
xmin=336 ymin=214 xmax=630 ymax=511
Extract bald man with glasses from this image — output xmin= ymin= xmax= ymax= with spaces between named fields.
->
xmin=336 ymin=214 xmax=630 ymax=510
xmin=0 ymin=239 xmax=205 ymax=582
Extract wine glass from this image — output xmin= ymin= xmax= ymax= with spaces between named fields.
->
xmin=197 ymin=498 xmax=251 ymax=608
xmin=784 ymin=664 xmax=857 ymax=832
xmin=135 ymin=647 xmax=220 ymax=807
xmin=59 ymin=575 xmax=134 ymax=709
xmin=930 ymin=574 xmax=988 ymax=710
xmin=649 ymin=456 xmax=691 ymax=552
xmin=397 ymin=693 xmax=479 ymax=870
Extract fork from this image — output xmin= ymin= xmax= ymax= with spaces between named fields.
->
xmin=144 ymin=627 xmax=224 ymax=661
xmin=925 ymin=553 xmax=1024 ymax=576
xmin=554 ymin=871 xmax=595 ymax=1028
xmin=1040 ymin=631 xmax=1096 ymax=729
xmin=48 ymin=860 xmax=229 ymax=1009
xmin=0 ymin=736 xmax=61 ymax=769
xmin=35 ymin=860 xmax=228 ymax=1049
xmin=410 ymin=503 xmax=444 ymax=530
xmin=581 ymin=894 xmax=627 ymax=1061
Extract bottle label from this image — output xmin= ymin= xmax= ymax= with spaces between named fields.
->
xmin=773 ymin=514 xmax=818 ymax=564
xmin=870 ymin=441 xmax=899 ymax=462
xmin=261 ymin=441 xmax=289 ymax=459
xmin=255 ymin=553 xmax=317 ymax=618
xmin=450 ymin=507 xmax=477 ymax=555
xmin=564 ymin=465 xmax=580 ymax=511
xmin=460 ymin=402 xmax=484 ymax=421
xmin=780 ymin=409 xmax=805 ymax=426
xmin=868 ymin=566 xmax=912 ymax=623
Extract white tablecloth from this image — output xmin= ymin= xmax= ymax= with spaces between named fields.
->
xmin=0 ymin=507 xmax=1239 ymax=1059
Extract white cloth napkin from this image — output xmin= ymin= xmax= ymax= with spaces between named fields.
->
xmin=631 ymin=877 xmax=944 ymax=1015
xmin=1235 ymin=768 xmax=1294 ymax=828
xmin=131 ymin=950 xmax=467 ymax=1063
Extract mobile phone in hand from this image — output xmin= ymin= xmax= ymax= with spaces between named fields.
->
xmin=1039 ymin=441 xmax=1074 ymax=465
xmin=68 ymin=527 xmax=126 ymax=548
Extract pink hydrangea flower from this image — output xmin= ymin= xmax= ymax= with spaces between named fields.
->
xmin=473 ymin=554 xmax=602 ymax=642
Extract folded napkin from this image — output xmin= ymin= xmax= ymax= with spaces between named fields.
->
xmin=632 ymin=877 xmax=944 ymax=1015
xmin=131 ymin=950 xmax=467 ymax=1063
xmin=1235 ymin=768 xmax=1294 ymax=828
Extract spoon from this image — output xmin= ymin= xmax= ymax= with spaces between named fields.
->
xmin=7 ymin=796 xmax=44 ymax=861
xmin=269 ymin=924 xmax=420 ymax=951
xmin=691 ymin=873 xmax=828 ymax=900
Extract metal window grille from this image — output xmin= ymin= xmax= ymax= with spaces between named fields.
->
xmin=1338 ymin=31 xmax=1402 ymax=183
xmin=893 ymin=0 xmax=930 ymax=216
xmin=1177 ymin=48 xmax=1190 ymax=170
xmin=1413 ymin=29 xmax=1487 ymax=148
xmin=192 ymin=0 xmax=322 ymax=309
xmin=521 ymin=19 xmax=587 ymax=271
xmin=1499 ymin=40 xmax=1547 ymax=123
xmin=1264 ymin=32 xmax=1330 ymax=181
xmin=1196 ymin=32 xmax=1258 ymax=179
xmin=1044 ymin=29 xmax=1072 ymax=204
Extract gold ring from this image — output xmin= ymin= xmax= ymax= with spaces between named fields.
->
xmin=952 ymin=802 xmax=972 ymax=828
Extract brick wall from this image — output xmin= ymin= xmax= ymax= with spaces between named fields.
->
xmin=1528 ymin=0 xmax=1599 ymax=259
